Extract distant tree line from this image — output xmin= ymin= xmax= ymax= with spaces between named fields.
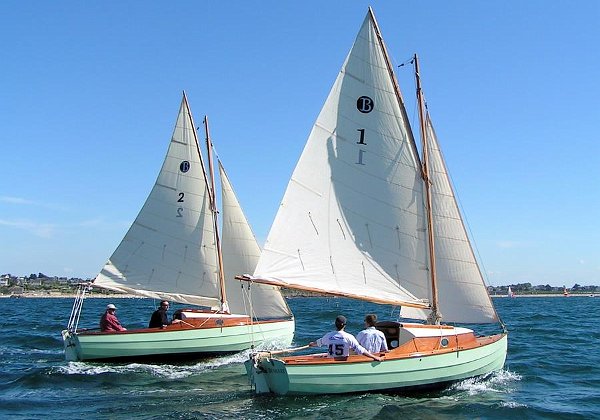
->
xmin=488 ymin=282 xmax=598 ymax=295
xmin=1 ymin=272 xmax=598 ymax=296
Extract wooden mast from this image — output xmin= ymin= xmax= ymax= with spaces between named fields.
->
xmin=414 ymin=54 xmax=441 ymax=324
xmin=203 ymin=116 xmax=229 ymax=313
xmin=368 ymin=9 xmax=434 ymax=313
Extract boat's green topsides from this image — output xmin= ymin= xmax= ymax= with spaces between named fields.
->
xmin=247 ymin=332 xmax=507 ymax=395
xmin=64 ymin=318 xmax=295 ymax=362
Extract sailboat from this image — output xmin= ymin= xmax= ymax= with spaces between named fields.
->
xmin=62 ymin=93 xmax=294 ymax=362
xmin=508 ymin=286 xmax=515 ymax=298
xmin=240 ymin=8 xmax=507 ymax=395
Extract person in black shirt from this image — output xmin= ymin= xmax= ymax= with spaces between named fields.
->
xmin=149 ymin=300 xmax=181 ymax=328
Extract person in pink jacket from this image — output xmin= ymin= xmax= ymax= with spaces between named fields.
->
xmin=99 ymin=303 xmax=127 ymax=332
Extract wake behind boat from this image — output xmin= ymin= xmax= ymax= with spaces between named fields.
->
xmin=241 ymin=8 xmax=507 ymax=395
xmin=62 ymin=93 xmax=294 ymax=362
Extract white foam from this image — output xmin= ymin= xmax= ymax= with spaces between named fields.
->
xmin=451 ymin=369 xmax=521 ymax=395
xmin=501 ymin=400 xmax=527 ymax=408
xmin=54 ymin=352 xmax=249 ymax=379
xmin=52 ymin=339 xmax=297 ymax=379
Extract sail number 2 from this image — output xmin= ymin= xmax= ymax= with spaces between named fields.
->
xmin=177 ymin=160 xmax=189 ymax=217
xmin=176 ymin=192 xmax=184 ymax=217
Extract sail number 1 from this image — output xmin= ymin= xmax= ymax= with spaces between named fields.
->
xmin=356 ymin=96 xmax=372 ymax=165
xmin=357 ymin=128 xmax=367 ymax=165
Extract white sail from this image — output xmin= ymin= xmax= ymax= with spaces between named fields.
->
xmin=400 ymin=115 xmax=498 ymax=323
xmin=219 ymin=162 xmax=291 ymax=319
xmin=252 ymin=12 xmax=430 ymax=308
xmin=253 ymin=10 xmax=497 ymax=324
xmin=94 ymin=95 xmax=222 ymax=308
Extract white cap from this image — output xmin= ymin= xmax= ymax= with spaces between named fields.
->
xmin=106 ymin=304 xmax=117 ymax=310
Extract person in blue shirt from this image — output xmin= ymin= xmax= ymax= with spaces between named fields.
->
xmin=309 ymin=315 xmax=383 ymax=361
xmin=356 ymin=314 xmax=389 ymax=353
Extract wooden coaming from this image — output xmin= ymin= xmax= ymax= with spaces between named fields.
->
xmin=281 ymin=332 xmax=506 ymax=366
xmin=80 ymin=310 xmax=289 ymax=336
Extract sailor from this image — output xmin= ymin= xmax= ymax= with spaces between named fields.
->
xmin=99 ymin=303 xmax=127 ymax=332
xmin=148 ymin=300 xmax=182 ymax=328
xmin=356 ymin=314 xmax=388 ymax=353
xmin=309 ymin=315 xmax=383 ymax=362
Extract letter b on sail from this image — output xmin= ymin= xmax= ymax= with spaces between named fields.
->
xmin=357 ymin=96 xmax=374 ymax=113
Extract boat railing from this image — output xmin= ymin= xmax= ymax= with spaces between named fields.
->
xmin=66 ymin=282 xmax=92 ymax=333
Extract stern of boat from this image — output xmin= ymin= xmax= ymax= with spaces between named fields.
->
xmin=61 ymin=329 xmax=80 ymax=361
xmin=245 ymin=353 xmax=289 ymax=395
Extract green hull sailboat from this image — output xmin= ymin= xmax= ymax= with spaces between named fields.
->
xmin=63 ymin=93 xmax=294 ymax=362
xmin=63 ymin=313 xmax=294 ymax=362
xmin=241 ymin=8 xmax=507 ymax=395
xmin=248 ymin=325 xmax=507 ymax=395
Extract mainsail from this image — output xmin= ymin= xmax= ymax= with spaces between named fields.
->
xmin=252 ymin=12 xmax=429 ymax=309
xmin=251 ymin=10 xmax=497 ymax=323
xmin=94 ymin=94 xmax=291 ymax=320
xmin=95 ymin=94 xmax=220 ymax=307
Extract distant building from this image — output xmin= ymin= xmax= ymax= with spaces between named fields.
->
xmin=27 ymin=278 xmax=42 ymax=286
xmin=9 ymin=286 xmax=24 ymax=295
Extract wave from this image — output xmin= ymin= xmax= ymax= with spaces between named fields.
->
xmin=52 ymin=350 xmax=252 ymax=379
xmin=450 ymin=369 xmax=522 ymax=396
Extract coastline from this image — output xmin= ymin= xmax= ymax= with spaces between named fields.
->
xmin=0 ymin=293 xmax=140 ymax=299
xmin=491 ymin=293 xmax=598 ymax=298
xmin=1 ymin=292 xmax=596 ymax=299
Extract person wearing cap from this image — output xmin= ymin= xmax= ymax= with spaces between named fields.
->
xmin=148 ymin=300 xmax=181 ymax=329
xmin=99 ymin=303 xmax=127 ymax=332
xmin=309 ymin=315 xmax=383 ymax=362
xmin=357 ymin=314 xmax=388 ymax=353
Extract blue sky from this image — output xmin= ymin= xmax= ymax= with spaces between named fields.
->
xmin=1 ymin=1 xmax=598 ymax=287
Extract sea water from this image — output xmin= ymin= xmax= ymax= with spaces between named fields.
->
xmin=1 ymin=296 xmax=598 ymax=419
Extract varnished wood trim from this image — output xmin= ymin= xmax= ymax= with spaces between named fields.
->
xmin=281 ymin=333 xmax=506 ymax=365
xmin=236 ymin=276 xmax=430 ymax=309
xmin=80 ymin=316 xmax=291 ymax=335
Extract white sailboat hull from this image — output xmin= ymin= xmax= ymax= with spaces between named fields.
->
xmin=63 ymin=318 xmax=295 ymax=362
xmin=246 ymin=330 xmax=507 ymax=395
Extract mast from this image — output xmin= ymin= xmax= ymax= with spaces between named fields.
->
xmin=414 ymin=54 xmax=441 ymax=324
xmin=368 ymin=10 xmax=436 ymax=315
xmin=203 ymin=116 xmax=229 ymax=313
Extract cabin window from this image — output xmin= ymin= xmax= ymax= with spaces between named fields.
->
xmin=440 ymin=337 xmax=449 ymax=347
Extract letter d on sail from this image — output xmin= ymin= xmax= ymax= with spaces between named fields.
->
xmin=357 ymin=96 xmax=374 ymax=113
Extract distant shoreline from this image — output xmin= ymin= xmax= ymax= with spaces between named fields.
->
xmin=0 ymin=293 xmax=140 ymax=299
xmin=1 ymin=292 xmax=597 ymax=299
